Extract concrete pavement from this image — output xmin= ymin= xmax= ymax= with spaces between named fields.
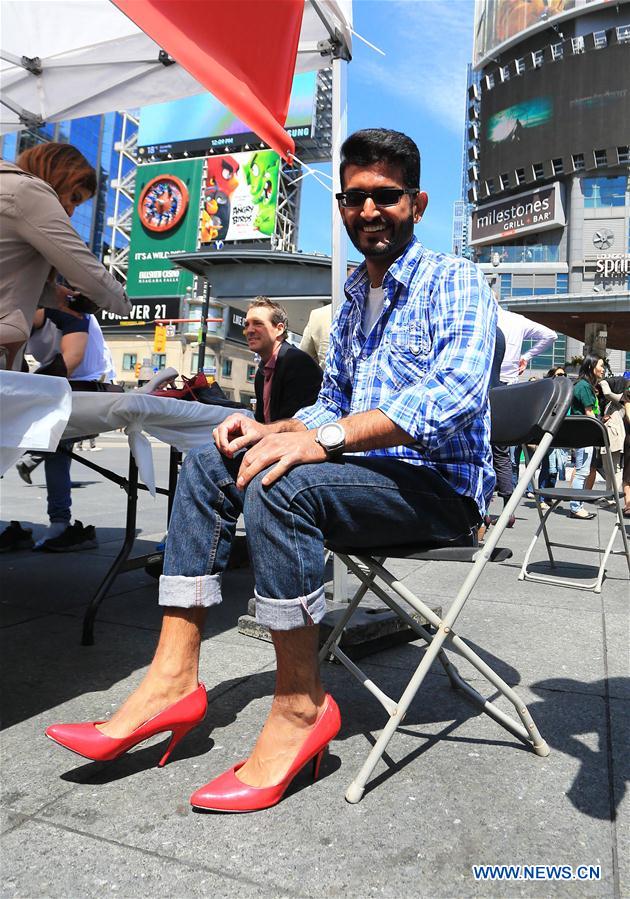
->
xmin=1 ymin=440 xmax=628 ymax=898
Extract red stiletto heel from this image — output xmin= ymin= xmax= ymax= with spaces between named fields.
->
xmin=158 ymin=723 xmax=198 ymax=768
xmin=312 ymin=747 xmax=326 ymax=781
xmin=190 ymin=694 xmax=341 ymax=812
xmin=45 ymin=684 xmax=207 ymax=766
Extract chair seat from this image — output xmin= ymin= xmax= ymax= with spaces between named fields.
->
xmin=533 ymin=487 xmax=615 ymax=501
xmin=326 ymin=542 xmax=512 ymax=563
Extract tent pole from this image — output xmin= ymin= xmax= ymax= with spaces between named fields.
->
xmin=331 ymin=51 xmax=349 ymax=603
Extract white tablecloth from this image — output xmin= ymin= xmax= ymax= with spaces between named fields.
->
xmin=0 ymin=371 xmax=72 ymax=475
xmin=65 ymin=392 xmax=249 ymax=494
xmin=0 ymin=371 xmax=249 ymax=494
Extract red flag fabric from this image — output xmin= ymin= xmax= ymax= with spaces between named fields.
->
xmin=111 ymin=0 xmax=303 ymax=161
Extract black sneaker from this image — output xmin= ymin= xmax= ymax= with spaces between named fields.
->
xmin=41 ymin=521 xmax=97 ymax=553
xmin=0 ymin=521 xmax=34 ymax=552
xmin=16 ymin=462 xmax=33 ymax=485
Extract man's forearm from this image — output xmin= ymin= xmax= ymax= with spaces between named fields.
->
xmin=341 ymin=409 xmax=413 ymax=453
xmin=272 ymin=409 xmax=411 ymax=448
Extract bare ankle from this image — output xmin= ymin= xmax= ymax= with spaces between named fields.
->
xmin=270 ymin=691 xmax=325 ymax=726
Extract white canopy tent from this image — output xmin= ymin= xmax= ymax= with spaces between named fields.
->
xmin=0 ymin=1 xmax=351 ymax=137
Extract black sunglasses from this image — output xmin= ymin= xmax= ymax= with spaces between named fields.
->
xmin=336 ymin=188 xmax=419 ymax=208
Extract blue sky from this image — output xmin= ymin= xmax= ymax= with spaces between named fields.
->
xmin=298 ymin=0 xmax=476 ymax=259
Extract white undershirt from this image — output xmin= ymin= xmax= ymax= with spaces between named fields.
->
xmin=362 ymin=284 xmax=385 ymax=336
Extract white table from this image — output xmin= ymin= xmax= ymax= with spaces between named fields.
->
xmin=66 ymin=390 xmax=249 ymax=495
xmin=0 ymin=371 xmax=71 ymax=475
xmin=1 ymin=371 xmax=250 ymax=643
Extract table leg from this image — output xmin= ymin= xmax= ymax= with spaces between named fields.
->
xmin=81 ymin=454 xmax=139 ymax=645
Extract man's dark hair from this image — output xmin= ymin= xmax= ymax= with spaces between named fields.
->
xmin=339 ymin=129 xmax=420 ymax=189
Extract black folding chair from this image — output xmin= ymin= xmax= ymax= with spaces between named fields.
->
xmin=519 ymin=415 xmax=630 ymax=592
xmin=320 ymin=377 xmax=573 ymax=804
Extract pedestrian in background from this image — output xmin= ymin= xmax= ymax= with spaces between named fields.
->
xmin=569 ymin=355 xmax=605 ymax=520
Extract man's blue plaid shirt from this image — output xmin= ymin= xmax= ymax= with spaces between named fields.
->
xmin=295 ymin=236 xmax=497 ymax=515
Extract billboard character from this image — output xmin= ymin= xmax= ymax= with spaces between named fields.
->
xmin=200 ymin=155 xmax=240 ymax=243
xmin=243 ymin=150 xmax=280 ymax=236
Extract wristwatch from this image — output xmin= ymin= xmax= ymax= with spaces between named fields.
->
xmin=315 ymin=421 xmax=346 ymax=457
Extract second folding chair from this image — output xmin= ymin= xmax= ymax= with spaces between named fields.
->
xmin=519 ymin=414 xmax=630 ymax=592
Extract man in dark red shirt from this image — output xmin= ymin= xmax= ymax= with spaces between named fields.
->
xmin=246 ymin=297 xmax=322 ymax=424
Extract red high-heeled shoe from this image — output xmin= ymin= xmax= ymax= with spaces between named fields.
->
xmin=45 ymin=684 xmax=207 ymax=768
xmin=190 ymin=694 xmax=341 ymax=812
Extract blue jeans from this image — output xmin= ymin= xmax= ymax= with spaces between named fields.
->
xmin=569 ymin=446 xmax=594 ymax=514
xmin=538 ymin=451 xmax=556 ymax=502
xmin=44 ymin=440 xmax=73 ymax=525
xmin=161 ymin=444 xmax=481 ymax=631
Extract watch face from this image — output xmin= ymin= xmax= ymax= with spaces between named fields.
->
xmin=320 ymin=422 xmax=344 ymax=449
xmin=139 ymin=174 xmax=189 ymax=232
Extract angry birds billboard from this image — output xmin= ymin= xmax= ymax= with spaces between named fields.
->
xmin=199 ymin=150 xmax=280 ymax=244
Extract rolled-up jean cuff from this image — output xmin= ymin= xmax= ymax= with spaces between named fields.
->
xmin=159 ymin=573 xmax=222 ymax=608
xmin=254 ymin=585 xmax=326 ymax=631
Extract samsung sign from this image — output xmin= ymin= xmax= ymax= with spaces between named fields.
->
xmin=470 ymin=183 xmax=565 ymax=246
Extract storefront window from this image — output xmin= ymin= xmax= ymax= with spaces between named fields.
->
xmin=475 ymin=243 xmax=560 ymax=263
xmin=122 ymin=353 xmax=137 ymax=371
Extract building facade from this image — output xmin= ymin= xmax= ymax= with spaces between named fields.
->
xmin=461 ymin=0 xmax=630 ymax=373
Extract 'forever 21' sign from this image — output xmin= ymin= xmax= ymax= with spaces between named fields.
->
xmin=97 ymin=297 xmax=182 ymax=331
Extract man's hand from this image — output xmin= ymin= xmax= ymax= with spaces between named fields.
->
xmin=518 ymin=356 xmax=527 ymax=375
xmin=54 ymin=285 xmax=83 ymax=318
xmin=236 ymin=430 xmax=327 ymax=489
xmin=213 ymin=413 xmax=268 ymax=457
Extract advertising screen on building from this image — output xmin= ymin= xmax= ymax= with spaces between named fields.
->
xmin=199 ymin=150 xmax=280 ymax=244
xmin=126 ymin=158 xmax=204 ymax=298
xmin=137 ymin=72 xmax=316 ymax=157
xmin=473 ymin=0 xmax=610 ymax=68
xmin=478 ymin=42 xmax=630 ymax=183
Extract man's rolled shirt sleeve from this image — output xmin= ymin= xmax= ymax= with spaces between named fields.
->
xmin=378 ymin=261 xmax=497 ymax=451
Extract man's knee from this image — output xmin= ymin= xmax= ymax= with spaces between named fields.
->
xmin=180 ymin=443 xmax=225 ymax=484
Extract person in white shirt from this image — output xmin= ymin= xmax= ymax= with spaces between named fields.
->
xmin=497 ymin=306 xmax=557 ymax=384
xmin=489 ymin=303 xmax=557 ymax=527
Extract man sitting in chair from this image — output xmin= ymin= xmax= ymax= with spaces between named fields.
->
xmin=46 ymin=129 xmax=497 ymax=813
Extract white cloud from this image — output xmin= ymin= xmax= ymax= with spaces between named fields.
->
xmin=353 ymin=0 xmax=474 ymax=135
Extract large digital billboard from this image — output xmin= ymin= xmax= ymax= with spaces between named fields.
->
xmin=138 ymin=72 xmax=316 ymax=157
xmin=473 ymin=0 xmax=612 ymax=68
xmin=478 ymin=42 xmax=630 ymax=183
xmin=126 ymin=158 xmax=204 ymax=298
xmin=199 ymin=150 xmax=280 ymax=244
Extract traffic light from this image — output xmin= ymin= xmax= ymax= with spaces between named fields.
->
xmin=134 ymin=361 xmax=142 ymax=378
xmin=153 ymin=324 xmax=167 ymax=354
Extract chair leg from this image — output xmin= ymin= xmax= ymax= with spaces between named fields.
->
xmin=345 ymin=621 xmax=451 ymax=804
xmin=318 ymin=556 xmax=385 ymax=663
xmin=519 ymin=504 xmax=558 ymax=581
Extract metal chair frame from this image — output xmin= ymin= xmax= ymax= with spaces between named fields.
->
xmin=319 ymin=378 xmax=573 ymax=804
xmin=519 ymin=415 xmax=630 ymax=593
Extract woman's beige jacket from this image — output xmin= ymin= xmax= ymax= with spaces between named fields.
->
xmin=0 ymin=160 xmax=130 ymax=351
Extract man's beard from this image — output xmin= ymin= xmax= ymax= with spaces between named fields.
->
xmin=346 ymin=213 xmax=415 ymax=260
